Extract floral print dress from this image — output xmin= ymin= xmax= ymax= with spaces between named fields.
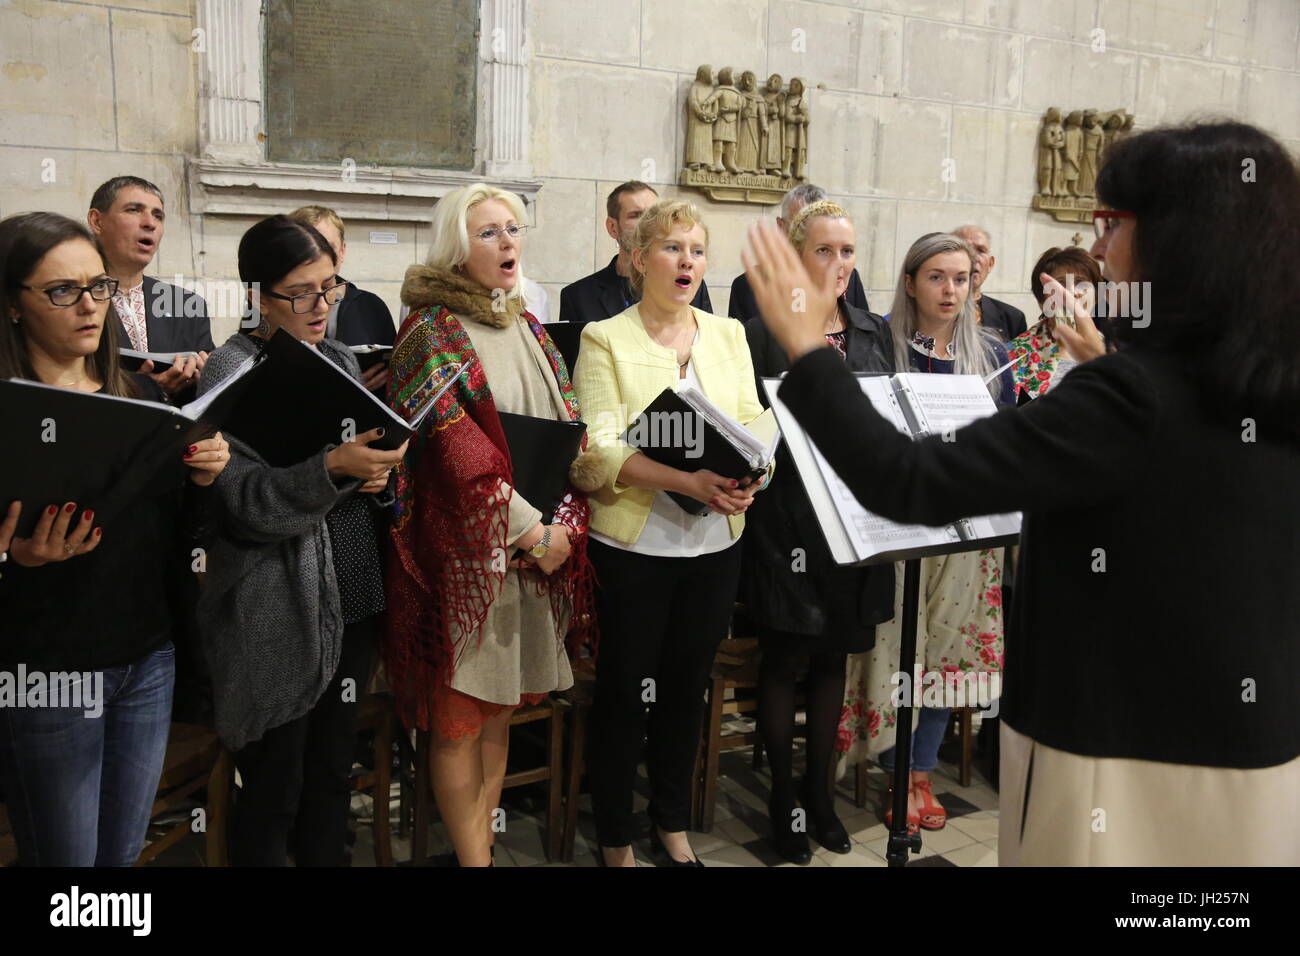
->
xmin=1006 ymin=320 xmax=1078 ymax=400
xmin=836 ymin=549 xmax=1005 ymax=762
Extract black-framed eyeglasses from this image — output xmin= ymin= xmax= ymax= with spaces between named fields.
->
xmin=263 ymin=279 xmax=351 ymax=314
xmin=20 ymin=278 xmax=119 ymax=306
xmin=1092 ymin=209 xmax=1134 ymax=239
xmin=471 ymin=224 xmax=529 ymax=243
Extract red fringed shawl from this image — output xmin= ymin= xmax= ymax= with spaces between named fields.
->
xmin=383 ymin=304 xmax=596 ymax=733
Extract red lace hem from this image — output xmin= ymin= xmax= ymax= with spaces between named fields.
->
xmin=430 ymin=683 xmax=550 ymax=740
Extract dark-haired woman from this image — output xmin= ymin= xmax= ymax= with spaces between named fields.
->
xmin=196 ymin=215 xmax=407 ymax=866
xmin=743 ymin=120 xmax=1300 ymax=865
xmin=0 ymin=212 xmax=228 ymax=866
xmin=1007 ymin=247 xmax=1105 ymax=400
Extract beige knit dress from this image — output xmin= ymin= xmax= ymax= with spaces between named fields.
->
xmin=445 ymin=313 xmax=574 ymax=706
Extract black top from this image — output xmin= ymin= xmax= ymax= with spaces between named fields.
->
xmin=112 ymin=277 xmax=217 ymax=354
xmin=976 ymin=294 xmax=1028 ymax=342
xmin=332 ymin=281 xmax=396 ymax=347
xmin=777 ymin=345 xmax=1299 ymax=769
xmin=730 ymin=269 xmax=869 ymax=323
xmin=741 ymin=306 xmax=895 ymax=639
xmin=558 ymin=255 xmax=713 ymax=324
xmin=0 ymin=376 xmax=199 ymax=671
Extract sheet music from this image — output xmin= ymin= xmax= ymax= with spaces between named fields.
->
xmin=809 ymin=442 xmax=959 ymax=561
xmin=893 ymin=372 xmax=999 ymax=437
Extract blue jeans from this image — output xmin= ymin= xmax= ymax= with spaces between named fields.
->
xmin=0 ymin=642 xmax=175 ymax=866
xmin=879 ymin=707 xmax=950 ymax=774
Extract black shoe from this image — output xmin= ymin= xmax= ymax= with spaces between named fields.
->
xmin=801 ymin=781 xmax=851 ymax=854
xmin=768 ymin=796 xmax=813 ymax=865
xmin=648 ymin=826 xmax=705 ymax=867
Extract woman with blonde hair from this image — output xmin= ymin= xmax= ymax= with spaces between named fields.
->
xmin=836 ymin=232 xmax=1015 ymax=834
xmin=573 ymin=198 xmax=771 ymax=867
xmin=742 ymin=200 xmax=895 ymax=863
xmin=384 ymin=183 xmax=604 ymax=867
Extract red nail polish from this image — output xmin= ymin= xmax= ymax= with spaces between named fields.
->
xmin=64 ymin=502 xmax=76 ymax=513
xmin=188 ymin=445 xmax=197 ymax=453
xmin=82 ymin=510 xmax=93 ymax=521
xmin=47 ymin=505 xmax=58 ymax=516
xmin=183 ymin=453 xmax=193 ymax=460
xmin=94 ymin=528 xmax=102 ymax=538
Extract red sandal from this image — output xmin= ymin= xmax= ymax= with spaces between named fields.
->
xmin=882 ymin=786 xmax=920 ymax=834
xmin=911 ymin=777 xmax=947 ymax=831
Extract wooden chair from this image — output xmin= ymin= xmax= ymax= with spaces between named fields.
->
xmin=349 ymin=692 xmax=398 ymax=866
xmin=851 ymin=706 xmax=977 ymax=808
xmin=0 ymin=802 xmax=16 ymax=867
xmin=409 ymin=695 xmax=568 ymax=864
xmin=558 ymin=667 xmax=596 ymax=863
xmin=692 ymin=637 xmax=763 ymax=832
xmin=136 ymin=722 xmax=228 ymax=866
xmin=203 ymin=692 xmax=400 ymax=866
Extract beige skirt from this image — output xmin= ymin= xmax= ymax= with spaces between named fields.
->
xmin=998 ymin=722 xmax=1300 ymax=866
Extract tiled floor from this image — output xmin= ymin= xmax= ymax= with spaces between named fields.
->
xmin=144 ymin=722 xmax=1002 ymax=868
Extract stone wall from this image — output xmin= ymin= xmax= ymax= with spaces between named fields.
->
xmin=2 ymin=0 xmax=1298 ymax=343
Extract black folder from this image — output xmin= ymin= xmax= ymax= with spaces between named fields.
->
xmin=214 ymin=330 xmax=464 ymax=468
xmin=0 ymin=359 xmax=266 ymax=537
xmin=349 ymin=344 xmax=393 ymax=372
xmin=118 ymin=348 xmax=200 ymax=373
xmin=498 ymin=412 xmax=586 ymax=525
xmin=621 ymin=388 xmax=769 ymax=516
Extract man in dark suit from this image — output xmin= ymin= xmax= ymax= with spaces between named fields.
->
xmin=729 ymin=184 xmax=870 ymax=322
xmin=953 ymin=224 xmax=1027 ymax=342
xmin=290 ymin=205 xmax=395 ymax=394
xmin=87 ymin=176 xmax=213 ymax=396
xmin=558 ymin=181 xmax=713 ymax=328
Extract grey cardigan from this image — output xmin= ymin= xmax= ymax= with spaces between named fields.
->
xmin=196 ymin=332 xmax=376 ymax=750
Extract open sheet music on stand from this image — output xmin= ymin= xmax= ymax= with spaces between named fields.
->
xmin=762 ymin=372 xmax=1021 ymax=566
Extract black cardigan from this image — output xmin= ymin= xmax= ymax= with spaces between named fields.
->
xmin=778 ymin=345 xmax=1299 ymax=769
xmin=741 ymin=307 xmax=895 ymax=635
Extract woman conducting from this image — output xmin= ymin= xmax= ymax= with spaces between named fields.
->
xmin=741 ymin=121 xmax=1299 ymax=865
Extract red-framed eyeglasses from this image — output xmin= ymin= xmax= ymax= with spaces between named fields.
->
xmin=1092 ymin=209 xmax=1134 ymax=240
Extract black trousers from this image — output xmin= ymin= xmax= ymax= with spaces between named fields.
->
xmin=586 ymin=539 xmax=743 ymax=846
xmin=230 ymin=615 xmax=377 ymax=866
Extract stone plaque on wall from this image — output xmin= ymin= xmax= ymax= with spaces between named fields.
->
xmin=679 ymin=66 xmax=810 ymax=205
xmin=1032 ymin=107 xmax=1134 ymax=223
xmin=265 ymin=0 xmax=477 ymax=169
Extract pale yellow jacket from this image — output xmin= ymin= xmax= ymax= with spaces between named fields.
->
xmin=572 ymin=304 xmax=770 ymax=546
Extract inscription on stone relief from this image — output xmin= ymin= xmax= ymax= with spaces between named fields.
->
xmin=265 ymin=0 xmax=477 ymax=169
xmin=1033 ymin=107 xmax=1135 ymax=223
xmin=680 ymin=66 xmax=811 ymax=205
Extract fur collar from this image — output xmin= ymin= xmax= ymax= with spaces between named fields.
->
xmin=400 ymin=264 xmax=524 ymax=329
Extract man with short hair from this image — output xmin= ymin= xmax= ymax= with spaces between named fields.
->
xmin=289 ymin=204 xmax=394 ymax=393
xmin=558 ymin=180 xmax=713 ymax=325
xmin=87 ymin=176 xmax=214 ymax=395
xmin=953 ymin=224 xmax=1027 ymax=342
xmin=727 ymin=183 xmax=870 ymax=322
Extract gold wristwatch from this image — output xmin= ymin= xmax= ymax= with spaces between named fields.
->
xmin=529 ymin=526 xmax=552 ymax=559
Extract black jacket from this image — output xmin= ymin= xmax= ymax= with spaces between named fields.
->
xmin=116 ymin=277 xmax=217 ymax=353
xmin=977 ymin=294 xmax=1027 ymax=342
xmin=730 ymin=268 xmax=869 ymax=323
xmin=778 ymin=344 xmax=1300 ymax=769
xmin=558 ymin=255 xmax=713 ymax=324
xmin=740 ymin=305 xmax=896 ymax=638
xmin=332 ymin=281 xmax=395 ymax=347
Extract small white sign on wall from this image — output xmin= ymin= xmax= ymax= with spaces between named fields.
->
xmin=369 ymin=231 xmax=398 ymax=244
